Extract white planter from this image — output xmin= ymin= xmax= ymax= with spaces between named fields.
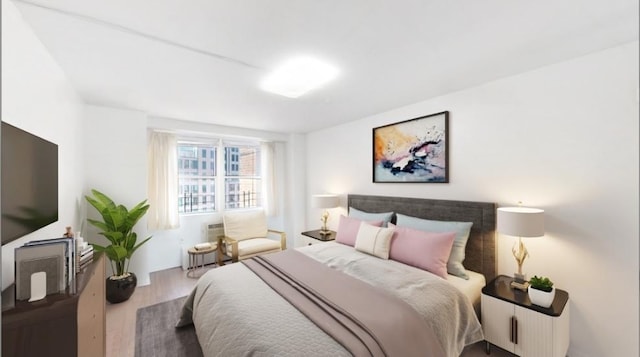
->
xmin=528 ymin=287 xmax=556 ymax=308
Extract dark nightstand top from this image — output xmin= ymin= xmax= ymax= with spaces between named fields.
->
xmin=301 ymin=229 xmax=336 ymax=242
xmin=482 ymin=275 xmax=569 ymax=317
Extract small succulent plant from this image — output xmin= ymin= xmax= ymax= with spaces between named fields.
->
xmin=529 ymin=275 xmax=554 ymax=292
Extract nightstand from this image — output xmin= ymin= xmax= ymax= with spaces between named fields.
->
xmin=301 ymin=229 xmax=336 ymax=245
xmin=481 ymin=275 xmax=570 ymax=357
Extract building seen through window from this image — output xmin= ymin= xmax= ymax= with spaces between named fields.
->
xmin=177 ymin=141 xmax=261 ymax=213
xmin=224 ymin=146 xmax=261 ymax=209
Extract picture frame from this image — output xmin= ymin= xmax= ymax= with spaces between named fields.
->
xmin=373 ymin=111 xmax=449 ymax=183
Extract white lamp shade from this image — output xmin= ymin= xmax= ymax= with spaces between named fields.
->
xmin=497 ymin=207 xmax=545 ymax=237
xmin=311 ymin=194 xmax=339 ymax=209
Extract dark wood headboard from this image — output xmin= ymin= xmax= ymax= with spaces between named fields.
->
xmin=347 ymin=194 xmax=497 ymax=282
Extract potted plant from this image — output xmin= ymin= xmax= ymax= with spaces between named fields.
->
xmin=528 ymin=275 xmax=555 ymax=308
xmin=85 ymin=189 xmax=151 ymax=303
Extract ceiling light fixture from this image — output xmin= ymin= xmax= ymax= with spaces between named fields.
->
xmin=261 ymin=57 xmax=338 ymax=98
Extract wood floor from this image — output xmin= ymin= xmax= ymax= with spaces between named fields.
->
xmin=107 ymin=264 xmax=514 ymax=357
xmin=106 ymin=265 xmax=212 ymax=357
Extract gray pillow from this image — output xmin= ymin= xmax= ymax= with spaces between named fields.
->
xmin=348 ymin=207 xmax=394 ymax=227
xmin=395 ymin=213 xmax=473 ymax=279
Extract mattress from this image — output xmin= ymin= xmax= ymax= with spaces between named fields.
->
xmin=447 ymin=270 xmax=486 ymax=314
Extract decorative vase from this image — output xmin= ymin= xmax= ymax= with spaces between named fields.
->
xmin=106 ymin=272 xmax=137 ymax=304
xmin=528 ymin=286 xmax=555 ymax=308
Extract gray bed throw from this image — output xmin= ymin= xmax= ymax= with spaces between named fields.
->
xmin=244 ymin=250 xmax=446 ymax=357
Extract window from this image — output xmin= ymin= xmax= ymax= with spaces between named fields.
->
xmin=177 ymin=143 xmax=216 ymax=213
xmin=177 ymin=140 xmax=262 ymax=213
xmin=224 ymin=145 xmax=261 ymax=209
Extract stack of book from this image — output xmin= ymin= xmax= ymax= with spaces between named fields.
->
xmin=77 ymin=243 xmax=94 ymax=272
xmin=15 ymin=237 xmax=76 ymax=300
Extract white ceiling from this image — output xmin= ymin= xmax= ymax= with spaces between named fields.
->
xmin=12 ymin=0 xmax=639 ymax=134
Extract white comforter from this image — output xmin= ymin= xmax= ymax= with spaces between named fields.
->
xmin=182 ymin=242 xmax=483 ymax=357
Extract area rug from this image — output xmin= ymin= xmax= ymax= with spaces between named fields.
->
xmin=135 ymin=296 xmax=203 ymax=357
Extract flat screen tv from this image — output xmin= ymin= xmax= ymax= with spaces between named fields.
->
xmin=1 ymin=122 xmax=58 ymax=245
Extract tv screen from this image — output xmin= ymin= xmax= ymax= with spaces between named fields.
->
xmin=1 ymin=122 xmax=59 ymax=245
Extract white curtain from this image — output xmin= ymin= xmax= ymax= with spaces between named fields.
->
xmin=147 ymin=131 xmax=180 ymax=230
xmin=261 ymin=141 xmax=277 ymax=216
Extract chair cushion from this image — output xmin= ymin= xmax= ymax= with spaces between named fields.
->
xmin=223 ymin=209 xmax=268 ymax=241
xmin=236 ymin=238 xmax=282 ymax=257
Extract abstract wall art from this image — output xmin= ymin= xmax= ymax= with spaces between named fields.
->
xmin=373 ymin=111 xmax=449 ymax=183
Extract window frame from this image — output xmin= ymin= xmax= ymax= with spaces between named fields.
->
xmin=223 ymin=144 xmax=262 ymax=210
xmin=177 ymin=141 xmax=217 ymax=214
xmin=177 ymin=138 xmax=263 ymax=215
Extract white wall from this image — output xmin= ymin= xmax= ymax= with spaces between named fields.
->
xmin=1 ymin=0 xmax=85 ymax=290
xmin=305 ymin=42 xmax=639 ymax=357
xmin=83 ymin=105 xmax=151 ymax=284
xmin=285 ymin=133 xmax=308 ymax=247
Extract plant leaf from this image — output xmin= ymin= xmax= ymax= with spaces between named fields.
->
xmin=86 ymin=218 xmax=109 ymax=232
xmin=129 ymin=236 xmax=152 ymax=257
xmin=101 ymin=231 xmax=124 ymax=245
xmin=125 ymin=201 xmax=150 ymax=228
xmin=125 ymin=232 xmax=137 ymax=251
xmin=91 ymin=243 xmax=107 ymax=252
xmin=91 ymin=189 xmax=116 ymax=209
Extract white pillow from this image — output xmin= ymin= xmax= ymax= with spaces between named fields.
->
xmin=223 ymin=209 xmax=268 ymax=241
xmin=354 ymin=223 xmax=395 ymax=259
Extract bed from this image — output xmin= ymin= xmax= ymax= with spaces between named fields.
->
xmin=178 ymin=194 xmax=496 ymax=357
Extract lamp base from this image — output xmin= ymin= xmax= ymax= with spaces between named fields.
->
xmin=511 ymin=272 xmax=529 ymax=291
xmin=319 ymin=229 xmax=331 ymax=235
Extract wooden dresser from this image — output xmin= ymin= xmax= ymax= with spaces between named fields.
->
xmin=2 ymin=252 xmax=106 ymax=357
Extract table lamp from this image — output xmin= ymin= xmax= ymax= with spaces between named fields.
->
xmin=497 ymin=205 xmax=545 ymax=290
xmin=311 ymin=194 xmax=339 ymax=235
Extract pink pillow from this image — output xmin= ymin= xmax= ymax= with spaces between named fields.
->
xmin=388 ymin=223 xmax=456 ymax=279
xmin=335 ymin=215 xmax=383 ymax=247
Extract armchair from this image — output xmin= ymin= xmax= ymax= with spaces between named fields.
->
xmin=218 ymin=209 xmax=286 ymax=265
